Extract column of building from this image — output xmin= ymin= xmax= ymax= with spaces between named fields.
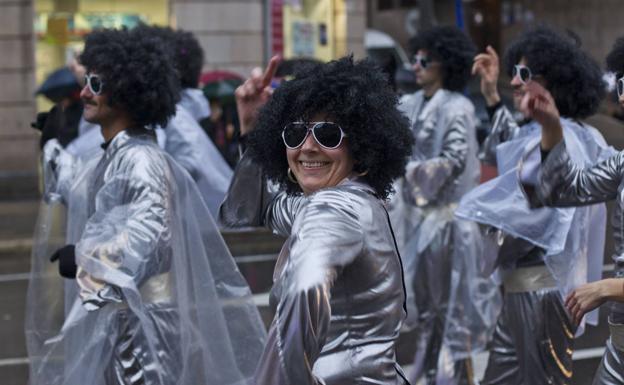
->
xmin=0 ymin=0 xmax=37 ymax=199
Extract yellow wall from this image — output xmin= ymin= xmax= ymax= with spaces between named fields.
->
xmin=34 ymin=0 xmax=169 ymax=111
xmin=282 ymin=0 xmax=346 ymax=62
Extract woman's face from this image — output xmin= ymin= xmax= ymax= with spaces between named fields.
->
xmin=286 ymin=113 xmax=355 ymax=195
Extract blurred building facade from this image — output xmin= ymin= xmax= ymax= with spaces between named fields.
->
xmin=0 ymin=0 xmax=366 ymax=199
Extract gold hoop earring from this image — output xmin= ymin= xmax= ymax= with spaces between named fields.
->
xmin=287 ymin=168 xmax=298 ymax=183
xmin=357 ymin=169 xmax=369 ymax=177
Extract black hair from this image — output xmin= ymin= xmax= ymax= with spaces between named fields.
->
xmin=80 ymin=28 xmax=179 ymax=128
xmin=409 ymin=26 xmax=476 ymax=91
xmin=171 ymin=29 xmax=204 ymax=88
xmin=504 ymin=25 xmax=604 ymax=119
xmin=246 ymin=56 xmax=413 ymax=199
xmin=607 ymin=37 xmax=624 ymax=76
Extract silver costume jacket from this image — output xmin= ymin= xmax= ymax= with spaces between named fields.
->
xmin=27 ymin=130 xmax=266 ymax=385
xmin=388 ymin=89 xmax=499 ymax=369
xmin=536 ymin=141 xmax=623 ymax=320
xmin=219 ymin=154 xmax=409 ymax=385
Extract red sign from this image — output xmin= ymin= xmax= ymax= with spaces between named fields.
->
xmin=271 ymin=0 xmax=284 ymax=56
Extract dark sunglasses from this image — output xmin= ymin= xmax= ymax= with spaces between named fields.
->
xmin=512 ymin=64 xmax=533 ymax=84
xmin=84 ymin=73 xmax=104 ymax=95
xmin=617 ymin=74 xmax=624 ymax=98
xmin=282 ymin=121 xmax=347 ymax=150
xmin=410 ymin=54 xmax=430 ymax=69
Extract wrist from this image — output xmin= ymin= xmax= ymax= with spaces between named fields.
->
xmin=484 ymin=91 xmax=501 ymax=107
xmin=603 ymin=278 xmax=624 ymax=301
xmin=540 ymin=120 xmax=563 ymax=150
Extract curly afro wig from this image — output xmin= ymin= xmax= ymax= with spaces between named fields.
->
xmin=80 ymin=27 xmax=179 ymax=128
xmin=172 ymin=30 xmax=204 ymax=89
xmin=127 ymin=24 xmax=204 ymax=89
xmin=504 ymin=26 xmax=604 ymax=119
xmin=607 ymin=37 xmax=624 ymax=76
xmin=247 ymin=56 xmax=413 ymax=199
xmin=409 ymin=26 xmax=476 ymax=91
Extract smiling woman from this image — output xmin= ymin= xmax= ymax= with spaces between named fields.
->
xmin=220 ymin=56 xmax=414 ymax=385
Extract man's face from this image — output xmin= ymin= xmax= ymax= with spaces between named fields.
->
xmin=413 ymin=49 xmax=442 ymax=89
xmin=80 ymin=72 xmax=115 ymax=125
xmin=510 ymin=57 xmax=547 ymax=112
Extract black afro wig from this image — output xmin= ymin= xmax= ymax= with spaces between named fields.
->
xmin=247 ymin=56 xmax=413 ymax=199
xmin=504 ymin=26 xmax=604 ymax=119
xmin=607 ymin=37 xmax=624 ymax=76
xmin=80 ymin=27 xmax=179 ymax=128
xmin=409 ymin=25 xmax=476 ymax=91
xmin=172 ymin=29 xmax=204 ymax=89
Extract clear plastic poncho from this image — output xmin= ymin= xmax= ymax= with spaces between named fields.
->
xmin=26 ymin=131 xmax=265 ymax=385
xmin=456 ymin=118 xmax=611 ymax=330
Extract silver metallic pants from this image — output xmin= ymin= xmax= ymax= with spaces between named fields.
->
xmin=593 ymin=338 xmax=624 ymax=384
xmin=409 ymin=222 xmax=473 ymax=385
xmin=482 ymin=288 xmax=575 ymax=385
xmin=105 ymin=306 xmax=180 ymax=385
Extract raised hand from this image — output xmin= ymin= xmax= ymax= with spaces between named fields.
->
xmin=235 ymin=55 xmax=281 ymax=136
xmin=472 ymin=46 xmax=501 ymax=106
xmin=521 ymin=81 xmax=563 ymax=150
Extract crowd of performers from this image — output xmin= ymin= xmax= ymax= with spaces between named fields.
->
xmin=23 ymin=19 xmax=624 ymax=385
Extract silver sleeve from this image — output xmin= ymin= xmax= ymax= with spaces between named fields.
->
xmin=479 ymin=105 xmax=521 ymax=166
xmin=537 ymin=141 xmax=622 ymax=206
xmin=404 ymin=113 xmax=469 ymax=205
xmin=218 ymin=151 xmax=306 ymax=237
xmin=254 ymin=189 xmax=364 ymax=385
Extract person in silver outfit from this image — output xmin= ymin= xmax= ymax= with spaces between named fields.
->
xmin=219 ymin=56 xmax=414 ymax=384
xmin=531 ymin=36 xmax=624 ymax=385
xmin=26 ymin=28 xmax=266 ymax=385
xmin=457 ymin=26 xmax=611 ymax=385
xmin=387 ymin=26 xmax=500 ymax=385
xmin=63 ymin=26 xmax=233 ymax=217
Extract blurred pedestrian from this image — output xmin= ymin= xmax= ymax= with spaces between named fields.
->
xmin=387 ymin=25 xmax=499 ymax=385
xmin=458 ymin=26 xmax=611 ymax=385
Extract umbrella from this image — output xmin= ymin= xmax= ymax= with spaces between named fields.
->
xmin=202 ymin=77 xmax=243 ymax=104
xmin=36 ymin=67 xmax=81 ymax=103
xmin=199 ymin=70 xmax=243 ymax=86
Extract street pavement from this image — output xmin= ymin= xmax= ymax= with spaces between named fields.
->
xmin=1 ymin=112 xmax=624 ymax=384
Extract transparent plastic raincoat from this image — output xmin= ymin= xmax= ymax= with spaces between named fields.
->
xmin=26 ymin=129 xmax=265 ymax=385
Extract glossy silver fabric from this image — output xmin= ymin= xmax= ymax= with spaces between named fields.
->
xmin=456 ymin=105 xmax=610 ymax=384
xmin=537 ymin=140 xmax=623 ymax=294
xmin=593 ymin=337 xmax=624 ymax=384
xmin=535 ymin=141 xmax=624 ymax=382
xmin=220 ymin=154 xmax=409 ymax=385
xmin=388 ymin=89 xmax=499 ymax=384
xmin=481 ymin=289 xmax=576 ymax=385
xmin=27 ymin=130 xmax=266 ymax=385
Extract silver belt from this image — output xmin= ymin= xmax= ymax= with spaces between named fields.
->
xmin=503 ymin=265 xmax=557 ymax=293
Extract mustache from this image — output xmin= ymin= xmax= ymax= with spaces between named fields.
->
xmin=82 ymin=99 xmax=97 ymax=106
